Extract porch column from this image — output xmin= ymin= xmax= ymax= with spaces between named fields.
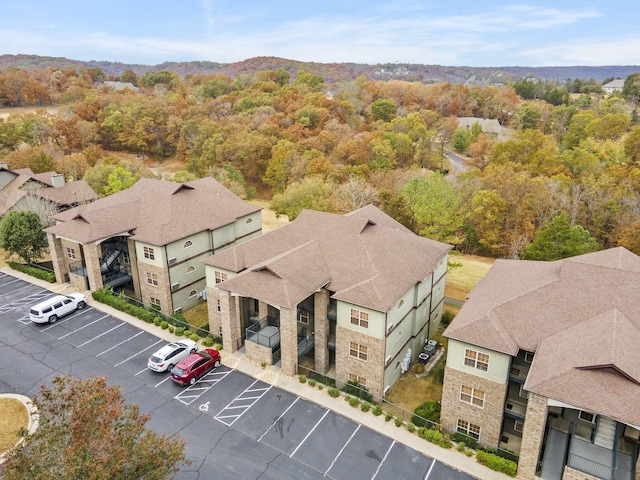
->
xmin=47 ymin=233 xmax=67 ymax=284
xmin=258 ymin=300 xmax=269 ymax=319
xmin=314 ymin=289 xmax=330 ymax=374
xmin=279 ymin=306 xmax=297 ymax=376
xmin=517 ymin=392 xmax=548 ymax=480
xmin=219 ymin=290 xmax=241 ymax=353
xmin=82 ymin=242 xmax=103 ymax=291
xmin=127 ymin=237 xmax=141 ymax=299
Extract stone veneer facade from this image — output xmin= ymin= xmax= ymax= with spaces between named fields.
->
xmin=335 ymin=325 xmax=385 ymax=396
xmin=517 ymin=392 xmax=548 ymax=479
xmin=138 ymin=262 xmax=172 ymax=315
xmin=440 ymin=365 xmax=508 ymax=447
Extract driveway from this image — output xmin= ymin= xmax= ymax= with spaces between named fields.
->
xmin=0 ymin=271 xmax=477 ymax=480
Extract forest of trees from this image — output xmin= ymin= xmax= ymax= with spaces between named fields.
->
xmin=1 ymin=65 xmax=640 ymax=259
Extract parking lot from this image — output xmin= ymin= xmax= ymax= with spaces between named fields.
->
xmin=0 ymin=271 xmax=475 ymax=480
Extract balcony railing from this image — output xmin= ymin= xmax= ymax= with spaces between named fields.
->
xmin=246 ymin=315 xmax=280 ymax=348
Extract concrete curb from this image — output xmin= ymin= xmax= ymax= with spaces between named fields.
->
xmin=0 ymin=393 xmax=39 ymax=464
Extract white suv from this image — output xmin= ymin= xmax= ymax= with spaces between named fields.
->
xmin=29 ymin=293 xmax=87 ymax=324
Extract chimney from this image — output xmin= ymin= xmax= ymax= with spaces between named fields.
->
xmin=51 ymin=174 xmax=65 ymax=188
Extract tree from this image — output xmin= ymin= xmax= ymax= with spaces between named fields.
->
xmin=0 ymin=210 xmax=48 ymax=263
xmin=521 ymin=212 xmax=600 ymax=261
xmin=2 ymin=375 xmax=188 ymax=480
xmin=270 ymin=176 xmax=334 ymax=220
xmin=103 ymin=166 xmax=138 ymax=195
xmin=371 ymin=98 xmax=397 ymax=122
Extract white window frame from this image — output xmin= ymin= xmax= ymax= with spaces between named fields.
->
xmin=457 ymin=419 xmax=481 ymax=440
xmin=146 ymin=272 xmax=158 ymax=286
xmin=143 ymin=246 xmax=155 ymax=260
xmin=215 ymin=271 xmax=228 ymax=284
xmin=298 ymin=310 xmax=309 ymax=324
xmin=348 ymin=373 xmax=367 ymax=387
xmin=188 ymin=289 xmax=198 ymax=299
xmin=183 ymin=240 xmax=193 ymax=248
xmin=186 ymin=265 xmax=196 ymax=274
xmin=519 ymin=384 xmax=529 ymax=399
xmin=349 ymin=341 xmax=368 ymax=361
xmin=464 ymin=348 xmax=489 ymax=371
xmin=460 ymin=385 xmax=485 ymax=408
xmin=514 ymin=419 xmax=524 ymax=433
xmin=525 ymin=351 xmax=534 ymax=363
xmin=350 ymin=308 xmax=369 ymax=328
xmin=66 ymin=247 xmax=76 ymax=259
xmin=579 ymin=411 xmax=596 ymax=423
xmin=149 ymin=297 xmax=160 ymax=309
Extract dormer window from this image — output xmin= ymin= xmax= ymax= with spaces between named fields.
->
xmin=183 ymin=240 xmax=193 ymax=248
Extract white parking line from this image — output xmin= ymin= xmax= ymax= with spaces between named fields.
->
xmin=290 ymin=408 xmax=330 ymax=458
xmin=423 ymin=459 xmax=436 ymax=479
xmin=55 ymin=314 xmax=109 ymax=337
xmin=153 ymin=376 xmax=173 ymax=388
xmin=114 ymin=339 xmax=163 ymax=367
xmin=258 ymin=397 xmax=300 ymax=442
xmin=371 ymin=440 xmax=395 ymax=480
xmin=175 ymin=369 xmax=232 ymax=406
xmin=214 ymin=379 xmax=271 ymax=425
xmin=325 ymin=424 xmax=360 ymax=476
xmin=76 ymin=323 xmax=124 ymax=347
xmin=96 ymin=331 xmax=144 ymax=357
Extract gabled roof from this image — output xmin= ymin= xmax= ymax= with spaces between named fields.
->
xmin=46 ymin=177 xmax=260 ymax=245
xmin=204 ymin=206 xmax=452 ymax=311
xmin=444 ymin=247 xmax=640 ymax=427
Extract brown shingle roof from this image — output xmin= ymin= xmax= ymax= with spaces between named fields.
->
xmin=205 ymin=206 xmax=452 ymax=311
xmin=32 ymin=180 xmax=98 ymax=205
xmin=46 ymin=177 xmax=260 ymax=245
xmin=445 ymin=247 xmax=640 ymax=427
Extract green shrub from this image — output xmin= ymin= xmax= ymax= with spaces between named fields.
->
xmin=215 ymin=343 xmax=223 ymax=351
xmin=372 ymin=405 xmax=383 ymax=416
xmin=412 ymin=400 xmax=441 ymax=427
xmin=317 ymin=384 xmax=323 ymax=390
xmin=202 ymin=337 xmax=214 ymax=347
xmin=342 ymin=380 xmax=373 ymax=402
xmin=476 ymin=450 xmax=517 ymax=477
xmin=418 ymin=428 xmax=452 ymax=448
xmin=168 ymin=326 xmax=174 ymax=334
xmin=9 ymin=262 xmax=56 ymax=282
xmin=394 ymin=417 xmax=403 ymax=427
xmin=160 ymin=321 xmax=169 ymax=329
xmin=407 ymin=423 xmax=416 ymax=433
xmin=328 ymin=387 xmax=340 ymax=398
xmin=360 ymin=401 xmax=370 ymax=412
xmin=189 ymin=333 xmax=200 ymax=341
xmin=441 ymin=309 xmax=456 ymax=327
xmin=433 ymin=363 xmax=445 ymax=385
xmin=385 ymin=412 xmax=393 ymax=422
xmin=153 ymin=317 xmax=162 ymax=326
xmin=349 ymin=396 xmax=360 ymax=408
xmin=452 ymin=432 xmax=479 ymax=450
xmin=175 ymin=327 xmax=185 ymax=336
xmin=457 ymin=442 xmax=466 ymax=452
xmin=298 ymin=375 xmax=307 ymax=383
xmin=308 ymin=379 xmax=316 ymax=387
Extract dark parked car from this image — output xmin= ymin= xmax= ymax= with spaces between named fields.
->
xmin=170 ymin=348 xmax=221 ymax=386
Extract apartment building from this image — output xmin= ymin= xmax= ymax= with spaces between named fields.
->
xmin=203 ymin=205 xmax=452 ymax=397
xmin=440 ymin=247 xmax=640 ymax=480
xmin=46 ymin=177 xmax=261 ymax=315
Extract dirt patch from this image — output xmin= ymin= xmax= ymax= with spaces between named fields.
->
xmin=0 ymin=397 xmax=28 ymax=454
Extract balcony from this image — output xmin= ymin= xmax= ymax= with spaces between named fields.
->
xmin=509 ymin=362 xmax=530 ymax=383
xmin=246 ymin=315 xmax=280 ymax=348
xmin=504 ymin=399 xmax=527 ymax=420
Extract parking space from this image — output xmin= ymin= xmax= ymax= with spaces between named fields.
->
xmin=0 ymin=272 xmax=475 ymax=480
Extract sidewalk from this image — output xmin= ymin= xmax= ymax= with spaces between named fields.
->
xmin=4 ymin=268 xmax=512 ymax=480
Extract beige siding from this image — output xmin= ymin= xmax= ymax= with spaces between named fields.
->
xmin=416 ymin=272 xmax=433 ymax=305
xmin=135 ymin=241 xmax=165 ymax=268
xmin=165 ymin=230 xmax=211 ymax=263
xmin=337 ymin=302 xmax=385 ymax=339
xmin=233 ymin=211 xmax=262 ymax=239
xmin=447 ymin=339 xmax=511 ymax=384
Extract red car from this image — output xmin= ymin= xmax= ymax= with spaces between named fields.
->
xmin=170 ymin=348 xmax=221 ymax=386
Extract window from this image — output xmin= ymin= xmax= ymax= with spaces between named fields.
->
xmin=188 ymin=290 xmax=198 ymax=298
xmin=123 ymin=252 xmax=130 ymax=264
xmin=216 ymin=299 xmax=221 ymax=312
xmin=525 ymin=351 xmax=534 ymax=363
xmin=464 ymin=349 xmax=489 ymax=371
xmin=350 ymin=308 xmax=369 ymax=328
xmin=460 ymin=385 xmax=485 ymax=407
xmin=519 ymin=384 xmax=529 ymax=399
xmin=398 ymin=299 xmax=405 ymax=309
xmin=246 ymin=217 xmax=253 ymax=224
xmin=215 ymin=271 xmax=228 ymax=284
xmin=348 ymin=373 xmax=367 ymax=387
xmin=150 ymin=297 xmax=160 ymax=309
xmin=183 ymin=240 xmax=193 ymax=248
xmin=146 ymin=272 xmax=158 ymax=286
xmin=514 ymin=420 xmax=524 ymax=433
xmin=298 ymin=310 xmax=309 ymax=324
xmin=579 ymin=411 xmax=595 ymax=423
xmin=143 ymin=246 xmax=155 ymax=260
xmin=457 ymin=420 xmax=481 ymax=440
xmin=186 ymin=265 xmax=196 ymax=274
xmin=66 ymin=247 xmax=76 ymax=259
xmin=349 ymin=342 xmax=368 ymax=361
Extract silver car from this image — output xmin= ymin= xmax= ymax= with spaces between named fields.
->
xmin=148 ymin=340 xmax=198 ymax=372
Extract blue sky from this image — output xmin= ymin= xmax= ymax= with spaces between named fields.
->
xmin=2 ymin=1 xmax=639 ymax=67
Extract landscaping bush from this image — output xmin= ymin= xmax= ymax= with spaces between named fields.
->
xmin=360 ymin=401 xmax=370 ymax=412
xmin=349 ymin=396 xmax=360 ymax=408
xmin=412 ymin=400 xmax=441 ymax=427
xmin=174 ymin=327 xmax=185 ymax=336
xmin=441 ymin=309 xmax=456 ymax=327
xmin=153 ymin=317 xmax=162 ymax=326
xmin=452 ymin=432 xmax=479 ymax=450
xmin=385 ymin=412 xmax=393 ymax=422
xmin=433 ymin=363 xmax=445 ymax=385
xmin=298 ymin=375 xmax=307 ymax=383
xmin=407 ymin=423 xmax=416 ymax=433
xmin=9 ymin=262 xmax=55 ymax=283
xmin=328 ymin=387 xmax=340 ymax=398
xmin=372 ymin=405 xmax=383 ymax=416
xmin=476 ymin=450 xmax=517 ymax=477
xmin=418 ymin=427 xmax=452 ymax=448
xmin=342 ymin=380 xmax=373 ymax=402
xmin=189 ymin=333 xmax=200 ymax=341
xmin=394 ymin=417 xmax=403 ymax=427
xmin=317 ymin=383 xmax=323 ymax=390
xmin=160 ymin=321 xmax=169 ymax=329
xmin=202 ymin=337 xmax=214 ymax=347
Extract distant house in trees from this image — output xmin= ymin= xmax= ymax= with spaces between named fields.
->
xmin=602 ymin=79 xmax=625 ymax=94
xmin=45 ymin=177 xmax=261 ymax=315
xmin=102 ymin=81 xmax=139 ymax=92
xmin=457 ymin=117 xmax=513 ymax=141
xmin=0 ymin=163 xmax=97 ymax=225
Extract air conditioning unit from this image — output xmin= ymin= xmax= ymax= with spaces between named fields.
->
xmin=201 ymin=290 xmax=207 ymax=300
xmin=173 ymin=307 xmax=183 ymax=314
xmin=168 ymin=257 xmax=177 ymax=265
xmin=171 ymin=283 xmax=180 ymax=291
xmin=385 ymin=355 xmax=392 ymax=366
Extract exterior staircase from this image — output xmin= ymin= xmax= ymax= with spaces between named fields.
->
xmin=594 ymin=416 xmax=617 ymax=449
xmin=100 ymin=249 xmax=121 ymax=273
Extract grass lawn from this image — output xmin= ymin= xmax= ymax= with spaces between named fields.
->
xmin=445 ymin=252 xmax=495 ymax=302
xmin=0 ymin=397 xmax=28 ymax=454
xmin=183 ymin=302 xmax=210 ymax=331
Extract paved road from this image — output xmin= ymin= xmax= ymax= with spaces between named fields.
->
xmin=0 ymin=272 xmax=476 ymax=480
xmin=444 ymin=150 xmax=467 ymax=175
